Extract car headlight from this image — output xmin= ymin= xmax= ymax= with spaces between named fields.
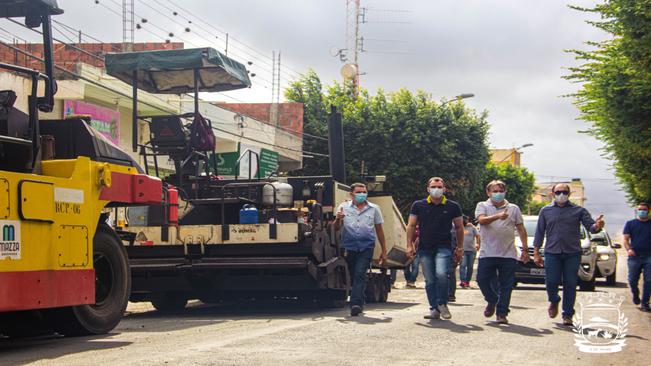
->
xmin=599 ymin=254 xmax=610 ymax=261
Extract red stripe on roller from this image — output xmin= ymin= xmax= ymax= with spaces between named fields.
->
xmin=0 ymin=269 xmax=95 ymax=312
xmin=99 ymin=172 xmax=162 ymax=204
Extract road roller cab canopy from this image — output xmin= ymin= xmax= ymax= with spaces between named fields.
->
xmin=104 ymin=47 xmax=251 ymax=94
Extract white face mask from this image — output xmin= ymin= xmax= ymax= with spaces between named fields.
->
xmin=554 ymin=193 xmax=569 ymax=204
xmin=429 ymin=187 xmax=444 ymax=198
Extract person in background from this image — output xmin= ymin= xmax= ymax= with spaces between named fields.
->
xmin=533 ymin=183 xmax=605 ymax=326
xmin=404 ymin=233 xmax=421 ymax=288
xmin=406 ymin=177 xmax=464 ymax=320
xmin=623 ymin=202 xmax=651 ymax=312
xmin=448 ymin=226 xmax=463 ymax=302
xmin=459 ymin=215 xmax=481 ymax=288
xmin=334 ymin=183 xmax=387 ymax=317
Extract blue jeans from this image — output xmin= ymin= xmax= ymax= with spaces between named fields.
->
xmin=628 ymin=254 xmax=651 ymax=305
xmin=477 ymin=257 xmax=517 ymax=316
xmin=404 ymin=253 xmax=421 ymax=283
xmin=460 ymin=251 xmax=476 ymax=283
xmin=544 ymin=252 xmax=581 ymax=317
xmin=419 ymin=247 xmax=452 ymax=309
xmin=345 ymin=248 xmax=373 ymax=308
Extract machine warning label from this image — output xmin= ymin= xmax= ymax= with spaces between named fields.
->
xmin=0 ymin=220 xmax=21 ymax=260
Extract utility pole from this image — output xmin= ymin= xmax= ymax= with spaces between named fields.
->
xmin=122 ymin=0 xmax=134 ymax=52
xmin=345 ymin=0 xmax=361 ymax=96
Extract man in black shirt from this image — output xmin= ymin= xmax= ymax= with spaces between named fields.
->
xmin=407 ymin=177 xmax=464 ymax=320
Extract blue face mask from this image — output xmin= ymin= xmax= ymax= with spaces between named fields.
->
xmin=491 ymin=192 xmax=505 ymax=202
xmin=354 ymin=193 xmax=367 ymax=203
xmin=638 ymin=209 xmax=649 ymax=219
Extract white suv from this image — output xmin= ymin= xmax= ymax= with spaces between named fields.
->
xmin=514 ymin=215 xmax=598 ymax=291
xmin=591 ymin=229 xmax=621 ymax=286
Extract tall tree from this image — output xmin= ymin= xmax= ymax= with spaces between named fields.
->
xmin=567 ymin=0 xmax=651 ymax=203
xmin=285 ymin=71 xmax=491 ymax=214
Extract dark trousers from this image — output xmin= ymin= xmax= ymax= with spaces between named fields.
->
xmin=404 ymin=253 xmax=421 ymax=283
xmin=449 ymin=257 xmax=457 ymax=297
xmin=628 ymin=254 xmax=651 ymax=305
xmin=544 ymin=252 xmax=581 ymax=318
xmin=345 ymin=248 xmax=373 ymax=308
xmin=477 ymin=257 xmax=517 ymax=316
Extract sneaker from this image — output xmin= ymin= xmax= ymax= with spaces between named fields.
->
xmin=448 ymin=295 xmax=456 ymax=302
xmin=633 ymin=292 xmax=641 ymax=305
xmin=350 ymin=305 xmax=362 ymax=317
xmin=438 ymin=304 xmax=452 ymax=320
xmin=562 ymin=316 xmax=573 ymax=326
xmin=464 ymin=281 xmax=471 ymax=288
xmin=459 ymin=282 xmax=466 ymax=288
xmin=424 ymin=309 xmax=440 ymax=320
xmin=406 ymin=282 xmax=417 ymax=288
xmin=641 ymin=303 xmax=651 ymax=312
xmin=496 ymin=315 xmax=508 ymax=324
xmin=484 ymin=303 xmax=496 ymax=318
xmin=548 ymin=302 xmax=559 ymax=319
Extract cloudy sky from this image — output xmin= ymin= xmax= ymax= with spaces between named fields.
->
xmin=3 ymin=0 xmax=635 ymax=235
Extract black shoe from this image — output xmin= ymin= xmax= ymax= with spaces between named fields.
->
xmin=641 ymin=303 xmax=651 ymax=312
xmin=484 ymin=303 xmax=496 ymax=318
xmin=350 ymin=305 xmax=362 ymax=316
xmin=562 ymin=316 xmax=573 ymax=326
xmin=633 ymin=293 xmax=641 ymax=305
xmin=448 ymin=295 xmax=456 ymax=302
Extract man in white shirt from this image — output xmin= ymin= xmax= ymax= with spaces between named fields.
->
xmin=475 ymin=180 xmax=530 ymax=324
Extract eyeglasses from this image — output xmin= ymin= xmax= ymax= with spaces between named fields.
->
xmin=554 ymin=191 xmax=570 ymax=195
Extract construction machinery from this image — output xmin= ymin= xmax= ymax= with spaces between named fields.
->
xmin=103 ymin=49 xmax=409 ymax=310
xmin=0 ymin=0 xmax=162 ymax=337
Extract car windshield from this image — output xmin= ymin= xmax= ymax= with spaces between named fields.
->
xmin=523 ymin=219 xmax=538 ymax=236
xmin=591 ymin=231 xmax=609 ymax=246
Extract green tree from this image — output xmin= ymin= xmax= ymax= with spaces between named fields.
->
xmin=285 ymin=71 xmax=491 ymax=214
xmin=479 ymin=163 xmax=537 ymax=212
xmin=567 ymin=0 xmax=651 ymax=203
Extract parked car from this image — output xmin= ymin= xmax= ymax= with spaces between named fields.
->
xmin=514 ymin=215 xmax=598 ymax=291
xmin=591 ymin=229 xmax=621 ymax=286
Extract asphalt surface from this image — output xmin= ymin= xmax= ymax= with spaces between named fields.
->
xmin=1 ymin=252 xmax=650 ymax=366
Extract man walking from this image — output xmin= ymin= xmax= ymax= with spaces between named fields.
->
xmin=335 ymin=183 xmax=387 ymax=316
xmin=533 ymin=183 xmax=605 ymax=325
xmin=623 ymin=202 xmax=651 ymax=312
xmin=475 ymin=180 xmax=530 ymax=324
xmin=406 ymin=177 xmax=463 ymax=320
xmin=459 ymin=215 xmax=480 ymax=288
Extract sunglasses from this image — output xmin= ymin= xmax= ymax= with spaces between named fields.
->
xmin=554 ymin=190 xmax=570 ymax=195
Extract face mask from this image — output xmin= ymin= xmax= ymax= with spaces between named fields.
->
xmin=491 ymin=192 xmax=505 ymax=202
xmin=429 ymin=187 xmax=444 ymax=198
xmin=554 ymin=193 xmax=569 ymax=204
xmin=638 ymin=209 xmax=649 ymax=219
xmin=354 ymin=193 xmax=367 ymax=203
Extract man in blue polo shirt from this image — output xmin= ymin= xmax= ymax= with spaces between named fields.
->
xmin=335 ymin=182 xmax=387 ymax=316
xmin=623 ymin=202 xmax=651 ymax=312
xmin=406 ymin=177 xmax=464 ymax=320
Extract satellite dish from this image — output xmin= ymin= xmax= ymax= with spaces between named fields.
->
xmin=341 ymin=63 xmax=358 ymax=79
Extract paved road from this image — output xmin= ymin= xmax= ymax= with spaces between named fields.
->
xmin=1 ymin=253 xmax=649 ymax=366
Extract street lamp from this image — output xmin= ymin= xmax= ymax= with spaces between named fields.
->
xmin=496 ymin=143 xmax=534 ymax=164
xmin=441 ymin=93 xmax=475 ymax=106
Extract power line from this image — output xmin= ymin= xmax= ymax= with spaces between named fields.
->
xmin=0 ymin=36 xmax=315 ymax=157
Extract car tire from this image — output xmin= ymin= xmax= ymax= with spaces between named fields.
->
xmin=606 ymin=271 xmax=617 ymax=286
